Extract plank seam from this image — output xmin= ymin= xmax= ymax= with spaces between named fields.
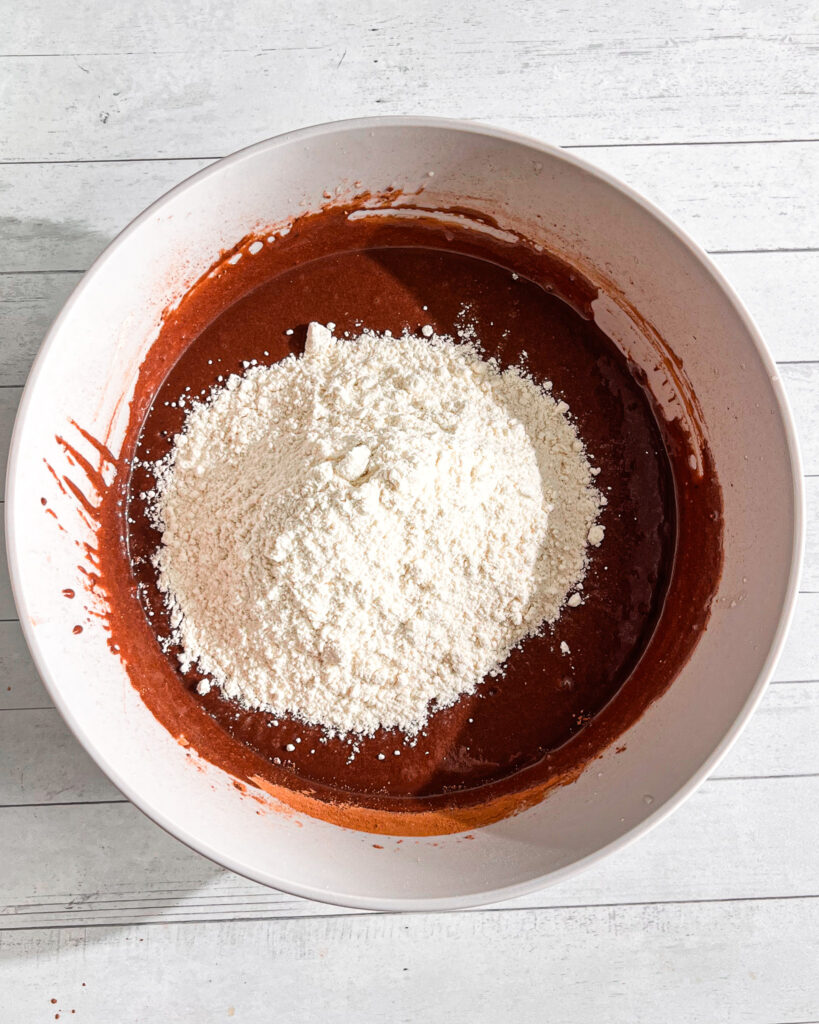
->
xmin=0 ymin=892 xmax=817 ymax=933
xmin=1 ymin=139 xmax=818 ymax=166
xmin=0 ymin=799 xmax=128 ymax=809
xmin=3 ymin=772 xmax=818 ymax=812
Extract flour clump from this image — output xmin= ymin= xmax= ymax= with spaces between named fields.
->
xmin=150 ymin=322 xmax=603 ymax=736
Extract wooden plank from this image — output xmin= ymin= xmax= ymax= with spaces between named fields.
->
xmin=806 ymin=476 xmax=819 ymax=593
xmin=1 ymin=7 xmax=815 ymax=1019
xmin=1 ymin=677 xmax=817 ymax=809
xmin=2 ymin=1 xmax=818 ymax=159
xmin=0 ymin=375 xmax=814 ymax=508
xmin=780 ymin=364 xmax=819 ymax=479
xmin=584 ymin=141 xmax=819 ymax=253
xmin=1 ymin=776 xmax=818 ymax=931
xmin=775 ymin=593 xmax=819 ymax=682
xmin=0 ymin=387 xmax=18 ymax=504
xmin=0 ymin=512 xmax=15 ymax=621
xmin=4 ymin=253 xmax=817 ymax=386
xmin=0 ymin=160 xmax=213 ymax=274
xmin=2 ymin=896 xmax=818 ymax=1024
xmin=713 ymin=681 xmax=819 ymax=779
xmin=2 ymin=594 xmax=816 ymax=715
xmin=0 ymin=272 xmax=82 ymax=385
xmin=15 ymin=372 xmax=819 ymax=497
xmin=714 ymin=251 xmax=819 ymax=365
xmin=0 ymin=708 xmax=122 ymax=806
xmin=0 ymin=536 xmax=815 ymax=718
xmin=9 ymin=0 xmax=818 ymax=80
xmin=2 ymin=144 xmax=818 ymax=275
xmin=0 ymin=374 xmax=815 ymax=507
xmin=0 ymin=622 xmax=50 ymax=710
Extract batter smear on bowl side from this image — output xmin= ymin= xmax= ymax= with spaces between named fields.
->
xmin=92 ymin=200 xmax=723 ymax=835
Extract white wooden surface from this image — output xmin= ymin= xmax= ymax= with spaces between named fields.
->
xmin=1 ymin=2 xmax=818 ymax=1021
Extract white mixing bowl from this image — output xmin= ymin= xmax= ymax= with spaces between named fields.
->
xmin=5 ymin=117 xmax=803 ymax=910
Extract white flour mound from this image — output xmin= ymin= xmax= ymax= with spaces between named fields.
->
xmin=150 ymin=322 xmax=604 ymax=736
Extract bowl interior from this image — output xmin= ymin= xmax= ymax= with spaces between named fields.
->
xmin=6 ymin=119 xmax=801 ymax=909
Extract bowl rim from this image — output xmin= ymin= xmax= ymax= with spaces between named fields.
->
xmin=4 ymin=115 xmax=806 ymax=912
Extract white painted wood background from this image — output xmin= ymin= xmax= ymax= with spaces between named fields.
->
xmin=1 ymin=1 xmax=818 ymax=1020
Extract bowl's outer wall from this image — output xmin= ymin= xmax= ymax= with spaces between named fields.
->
xmin=6 ymin=119 xmax=802 ymax=910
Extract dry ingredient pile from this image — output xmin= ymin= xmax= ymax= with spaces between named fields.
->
xmin=147 ymin=322 xmax=604 ymax=738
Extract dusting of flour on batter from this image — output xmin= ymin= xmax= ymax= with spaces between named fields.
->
xmin=149 ymin=322 xmax=604 ymax=736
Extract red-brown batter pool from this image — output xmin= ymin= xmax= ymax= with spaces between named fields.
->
xmin=92 ymin=202 xmax=723 ymax=834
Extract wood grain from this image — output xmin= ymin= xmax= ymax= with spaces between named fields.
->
xmin=779 ymin=365 xmax=819 ymax=476
xmin=0 ymin=622 xmax=51 ymax=710
xmin=712 ymin=251 xmax=819 ymax=364
xmin=2 ymin=143 xmax=818 ymax=275
xmin=806 ymin=476 xmax=819 ymax=592
xmin=0 ymin=389 xmax=18 ymax=505
xmin=2 ymin=896 xmax=818 ymax=1024
xmin=3 ymin=4 xmax=818 ymax=1017
xmin=1 ymin=776 xmax=818 ymax=931
xmin=0 ymin=708 xmax=122 ymax=806
xmin=0 ymin=272 xmax=82 ymax=385
xmin=0 ymin=548 xmax=12 ymax=621
xmin=1 ymin=679 xmax=817 ymax=810
xmin=775 ymin=590 xmax=819 ymax=680
xmin=3 ymin=0 xmax=818 ymax=159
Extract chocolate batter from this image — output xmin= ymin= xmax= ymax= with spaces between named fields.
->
xmin=89 ymin=202 xmax=722 ymax=834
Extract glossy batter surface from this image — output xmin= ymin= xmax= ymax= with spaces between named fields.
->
xmin=90 ymin=204 xmax=722 ymax=833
